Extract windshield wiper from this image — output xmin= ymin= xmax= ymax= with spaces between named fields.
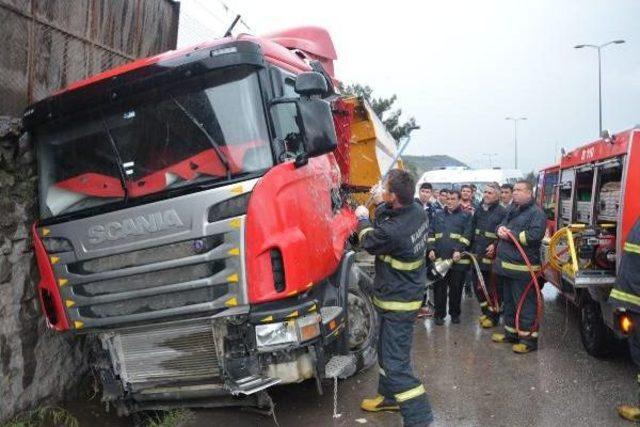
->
xmin=100 ymin=113 xmax=129 ymax=203
xmin=170 ymin=96 xmax=232 ymax=180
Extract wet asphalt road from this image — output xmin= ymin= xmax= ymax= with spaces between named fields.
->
xmin=70 ymin=286 xmax=636 ymax=426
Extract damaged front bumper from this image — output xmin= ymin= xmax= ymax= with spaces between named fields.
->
xmin=97 ymin=298 xmax=348 ymax=411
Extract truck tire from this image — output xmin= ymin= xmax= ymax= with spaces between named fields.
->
xmin=580 ymin=297 xmax=615 ymax=358
xmin=346 ymin=266 xmax=379 ymax=373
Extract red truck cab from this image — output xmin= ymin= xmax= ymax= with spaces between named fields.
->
xmin=24 ymin=28 xmax=376 ymax=414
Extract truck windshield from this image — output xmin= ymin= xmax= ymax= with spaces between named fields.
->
xmin=36 ymin=65 xmax=272 ymax=219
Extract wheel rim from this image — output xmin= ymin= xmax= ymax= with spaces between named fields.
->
xmin=582 ymin=306 xmax=597 ymax=347
xmin=347 ymin=290 xmax=374 ymax=351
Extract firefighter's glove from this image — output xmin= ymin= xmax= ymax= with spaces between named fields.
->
xmin=355 ymin=205 xmax=370 ymax=220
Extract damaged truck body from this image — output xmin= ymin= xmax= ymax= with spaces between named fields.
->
xmin=24 ymin=27 xmax=400 ymax=414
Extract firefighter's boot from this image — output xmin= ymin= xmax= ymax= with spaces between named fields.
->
xmin=360 ymin=395 xmax=400 ymax=412
xmin=513 ymin=339 xmax=538 ymax=354
xmin=491 ymin=332 xmax=518 ymax=344
xmin=617 ymin=405 xmax=640 ymax=422
xmin=481 ymin=317 xmax=496 ymax=329
xmin=478 ymin=314 xmax=487 ymax=324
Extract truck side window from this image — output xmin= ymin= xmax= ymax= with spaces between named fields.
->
xmin=542 ymin=171 xmax=559 ymax=220
xmin=271 ymin=103 xmax=304 ymax=160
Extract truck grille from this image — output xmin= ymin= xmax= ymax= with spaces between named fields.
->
xmin=102 ymin=318 xmax=222 ymax=388
xmin=55 ymin=216 xmax=245 ymax=329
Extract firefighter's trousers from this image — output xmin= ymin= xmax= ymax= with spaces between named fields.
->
xmin=434 ymin=270 xmax=465 ymax=319
xmin=377 ymin=308 xmax=433 ymax=426
xmin=502 ymin=275 xmax=538 ymax=346
xmin=473 ymin=269 xmax=502 ymax=322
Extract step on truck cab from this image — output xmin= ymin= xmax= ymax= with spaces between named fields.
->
xmin=537 ymin=128 xmax=640 ymax=357
xmin=24 ymin=27 xmax=380 ymax=414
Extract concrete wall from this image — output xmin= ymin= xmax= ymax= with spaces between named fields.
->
xmin=0 ymin=0 xmax=180 ymax=116
xmin=0 ymin=1 xmax=179 ymax=422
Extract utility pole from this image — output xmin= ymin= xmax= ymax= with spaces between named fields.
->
xmin=505 ymin=117 xmax=527 ymax=169
xmin=574 ymin=40 xmax=625 ymax=135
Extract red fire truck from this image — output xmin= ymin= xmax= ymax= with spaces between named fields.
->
xmin=538 ymin=128 xmax=640 ymax=357
xmin=24 ymin=27 xmax=389 ymax=413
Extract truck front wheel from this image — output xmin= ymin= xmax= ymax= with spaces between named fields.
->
xmin=346 ymin=268 xmax=379 ymax=373
xmin=580 ymin=298 xmax=615 ymax=358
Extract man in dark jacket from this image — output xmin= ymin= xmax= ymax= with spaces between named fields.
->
xmin=416 ymin=182 xmax=441 ymax=319
xmin=470 ymin=183 xmax=507 ymax=328
xmin=355 ymin=169 xmax=433 ymax=427
xmin=608 ymin=217 xmax=640 ymax=421
xmin=428 ymin=190 xmax=473 ymax=325
xmin=491 ymin=180 xmax=546 ymax=354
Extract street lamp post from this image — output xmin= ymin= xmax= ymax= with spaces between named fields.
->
xmin=505 ymin=117 xmax=527 ymax=169
xmin=574 ymin=40 xmax=625 ymax=136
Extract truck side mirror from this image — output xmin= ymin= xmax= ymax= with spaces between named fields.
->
xmin=294 ymin=72 xmax=328 ymax=97
xmin=270 ymin=97 xmax=337 ymax=167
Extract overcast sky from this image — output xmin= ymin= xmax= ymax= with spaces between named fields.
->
xmin=178 ymin=0 xmax=640 ymax=173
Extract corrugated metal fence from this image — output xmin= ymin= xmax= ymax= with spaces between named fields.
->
xmin=0 ymin=0 xmax=179 ymax=116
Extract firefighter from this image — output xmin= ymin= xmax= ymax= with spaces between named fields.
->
xmin=608 ymin=217 xmax=640 ymax=422
xmin=491 ymin=180 xmax=546 ymax=353
xmin=428 ymin=190 xmax=473 ymax=325
xmin=470 ymin=182 xmax=507 ymax=328
xmin=460 ymin=184 xmax=477 ymax=215
xmin=500 ymin=183 xmax=514 ymax=208
xmin=355 ymin=169 xmax=433 ymax=426
xmin=416 ymin=182 xmax=438 ymax=319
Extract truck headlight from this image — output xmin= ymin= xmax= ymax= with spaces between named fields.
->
xmin=255 ymin=321 xmax=297 ymax=348
xmin=255 ymin=315 xmax=321 ymax=351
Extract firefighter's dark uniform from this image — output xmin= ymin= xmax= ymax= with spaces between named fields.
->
xmin=608 ymin=218 xmax=640 ymax=421
xmin=427 ymin=206 xmax=473 ymax=320
xmin=357 ymin=202 xmax=433 ymax=426
xmin=470 ymin=201 xmax=507 ymax=326
xmin=493 ymin=199 xmax=546 ymax=351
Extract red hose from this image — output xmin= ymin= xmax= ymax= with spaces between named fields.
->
xmin=505 ymin=230 xmax=545 ymax=336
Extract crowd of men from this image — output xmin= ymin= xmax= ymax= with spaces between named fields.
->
xmin=354 ymin=170 xmax=546 ymax=426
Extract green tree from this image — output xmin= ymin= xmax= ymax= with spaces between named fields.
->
xmin=524 ymin=171 xmax=538 ymax=188
xmin=339 ymin=83 xmax=418 ymax=142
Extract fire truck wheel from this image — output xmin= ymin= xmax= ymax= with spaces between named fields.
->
xmin=346 ymin=270 xmax=379 ymax=373
xmin=580 ymin=298 xmax=615 ymax=358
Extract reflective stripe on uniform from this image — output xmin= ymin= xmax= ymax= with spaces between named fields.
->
xmin=358 ymin=227 xmax=374 ymax=241
xmin=505 ymin=325 xmax=517 ymax=333
xmin=519 ymin=231 xmax=527 ymax=246
xmin=482 ymin=258 xmax=493 ymax=264
xmin=501 ymin=261 xmax=541 ymax=272
xmin=394 ymin=384 xmax=426 ymax=403
xmin=427 ymin=237 xmax=436 ymax=243
xmin=379 ymin=255 xmax=425 ymax=271
xmin=446 ymin=233 xmax=470 ymax=246
xmin=480 ymin=302 xmax=488 ymax=307
xmin=518 ymin=330 xmax=539 ymax=338
xmin=435 ymin=233 xmax=443 ymax=239
xmin=624 ymin=242 xmax=640 ymax=255
xmin=373 ymin=296 xmax=422 ymax=311
xmin=610 ymin=288 xmax=640 ymax=307
xmin=455 ymin=258 xmax=470 ymax=264
xmin=475 ymin=229 xmax=498 ymax=239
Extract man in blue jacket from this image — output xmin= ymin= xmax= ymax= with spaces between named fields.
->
xmin=355 ymin=169 xmax=433 ymax=427
xmin=427 ymin=190 xmax=473 ymax=325
xmin=608 ymin=217 xmax=640 ymax=421
xmin=491 ymin=180 xmax=546 ymax=354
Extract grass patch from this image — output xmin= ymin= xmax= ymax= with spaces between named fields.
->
xmin=144 ymin=409 xmax=195 ymax=427
xmin=3 ymin=406 xmax=79 ymax=427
